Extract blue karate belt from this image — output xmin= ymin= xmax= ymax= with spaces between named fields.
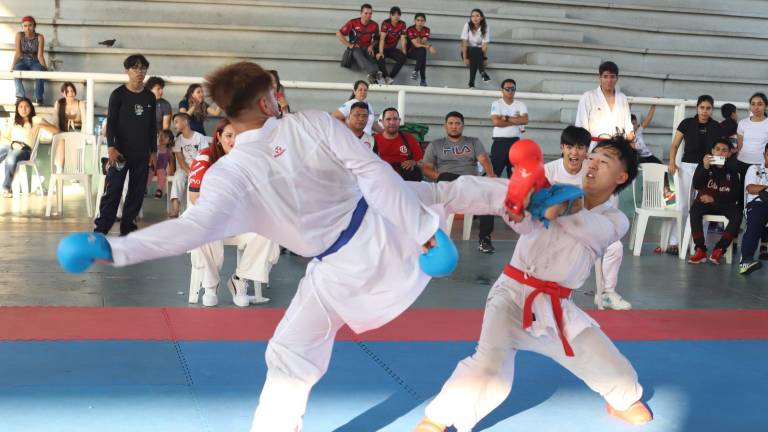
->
xmin=315 ymin=197 xmax=368 ymax=261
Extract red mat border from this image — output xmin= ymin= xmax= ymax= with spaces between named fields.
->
xmin=0 ymin=307 xmax=765 ymax=341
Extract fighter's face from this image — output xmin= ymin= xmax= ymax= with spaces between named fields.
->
xmin=561 ymin=143 xmax=587 ymax=174
xmin=582 ymin=146 xmax=628 ymax=196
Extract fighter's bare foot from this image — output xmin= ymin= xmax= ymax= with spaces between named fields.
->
xmin=607 ymin=400 xmax=653 ymax=425
xmin=414 ymin=417 xmax=445 ymax=432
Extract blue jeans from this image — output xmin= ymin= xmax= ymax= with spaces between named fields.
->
xmin=0 ymin=143 xmax=32 ymax=191
xmin=13 ymin=58 xmax=45 ymax=102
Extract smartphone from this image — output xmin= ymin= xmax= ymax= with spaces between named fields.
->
xmin=710 ymin=155 xmax=726 ymax=166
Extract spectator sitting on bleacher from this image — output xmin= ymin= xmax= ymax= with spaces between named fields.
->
xmin=146 ymin=76 xmax=172 ymax=133
xmin=49 ymin=82 xmax=86 ymax=172
xmin=373 ymin=107 xmax=423 ymax=181
xmin=720 ymin=103 xmax=738 ymax=144
xmin=336 ymin=3 xmax=382 ymax=84
xmin=332 ymin=80 xmax=382 ymax=135
xmin=0 ymin=97 xmax=58 ymax=197
xmin=461 ymin=9 xmax=491 ymax=88
xmin=631 ymin=105 xmax=662 ymax=164
xmin=178 ymin=83 xmax=222 ymax=136
xmin=188 ymin=118 xmax=280 ymax=307
xmin=687 ymin=138 xmax=742 ymax=265
xmin=169 ymin=113 xmax=207 ymax=218
xmin=406 ymin=13 xmax=437 ymax=87
xmin=268 ymin=70 xmax=291 ymax=114
xmin=346 ymin=101 xmax=375 ymax=150
xmin=12 ymin=16 xmax=47 ymax=105
xmin=740 ymin=143 xmax=768 ymax=275
xmin=421 ymin=111 xmax=497 ymax=253
xmin=376 ymin=7 xmax=407 ymax=85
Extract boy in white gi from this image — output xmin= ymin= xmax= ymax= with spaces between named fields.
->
xmin=58 ymin=62 xmax=513 ymax=432
xmin=416 ymin=136 xmax=652 ymax=432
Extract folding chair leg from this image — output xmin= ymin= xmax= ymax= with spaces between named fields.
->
xmin=45 ymin=176 xmax=56 ymax=217
xmin=446 ymin=214 xmax=455 ymax=237
xmin=84 ymin=176 xmax=93 ymax=218
xmin=462 ymin=214 xmax=474 ymax=241
xmin=679 ymin=216 xmax=692 ymax=260
xmin=632 ymin=215 xmax=649 ymax=256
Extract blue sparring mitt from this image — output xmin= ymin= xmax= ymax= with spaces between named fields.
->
xmin=57 ymin=232 xmax=113 ymax=273
xmin=527 ymin=184 xmax=585 ymax=228
xmin=419 ymin=229 xmax=459 ymax=277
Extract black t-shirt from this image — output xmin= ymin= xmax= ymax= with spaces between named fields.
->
xmin=720 ymin=118 xmax=738 ymax=137
xmin=677 ymin=117 xmax=723 ymax=164
xmin=107 ymin=85 xmax=157 ymax=161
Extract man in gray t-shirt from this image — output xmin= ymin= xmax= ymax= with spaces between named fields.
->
xmin=421 ymin=111 xmax=497 ymax=253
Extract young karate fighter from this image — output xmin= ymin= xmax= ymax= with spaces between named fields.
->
xmin=416 ymin=136 xmax=652 ymax=432
xmin=57 ymin=61 xmax=513 ymax=432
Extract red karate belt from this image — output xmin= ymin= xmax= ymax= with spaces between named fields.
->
xmin=503 ymin=264 xmax=575 ymax=357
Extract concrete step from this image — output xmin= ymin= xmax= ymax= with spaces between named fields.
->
xmin=508 ymin=27 xmax=584 ymax=43
xmin=525 ymin=52 xmax=603 ymax=69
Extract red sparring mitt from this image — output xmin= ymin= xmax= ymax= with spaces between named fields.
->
xmin=504 ymin=139 xmax=550 ymax=216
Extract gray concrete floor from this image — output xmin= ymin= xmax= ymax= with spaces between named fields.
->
xmin=2 ymin=185 xmax=767 ymax=311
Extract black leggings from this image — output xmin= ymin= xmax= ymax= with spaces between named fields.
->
xmin=407 ymin=47 xmax=427 ymax=79
xmin=466 ymin=46 xmax=485 ymax=87
xmin=376 ymin=48 xmax=407 ymax=78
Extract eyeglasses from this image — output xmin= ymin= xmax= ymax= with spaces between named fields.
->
xmin=502 ymin=86 xmax=516 ymax=92
xmin=129 ymin=66 xmax=148 ymax=72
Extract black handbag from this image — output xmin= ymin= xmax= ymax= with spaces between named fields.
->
xmin=341 ymin=48 xmax=354 ymax=68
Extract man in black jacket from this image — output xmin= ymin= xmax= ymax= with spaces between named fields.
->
xmin=687 ymin=138 xmax=741 ymax=265
xmin=94 ymin=54 xmax=157 ymax=236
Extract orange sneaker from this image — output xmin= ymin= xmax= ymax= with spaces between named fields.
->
xmin=414 ymin=417 xmax=446 ymax=432
xmin=607 ymin=400 xmax=653 ymax=425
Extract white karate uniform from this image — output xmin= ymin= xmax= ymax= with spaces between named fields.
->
xmin=575 ymin=86 xmax=634 ymax=142
xmin=424 ymin=202 xmax=643 ymax=432
xmin=105 ymin=111 xmax=511 ymax=432
xmin=544 ymin=159 xmax=623 ymax=294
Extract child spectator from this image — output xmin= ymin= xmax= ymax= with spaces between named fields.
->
xmin=336 ymin=3 xmax=381 ymax=84
xmin=376 ymin=6 xmax=407 ymax=85
xmin=11 ymin=16 xmax=47 ymax=105
xmin=178 ymin=83 xmax=222 ymax=136
xmin=739 ymin=143 xmax=768 ymax=275
xmin=687 ymin=139 xmax=742 ymax=265
xmin=406 ymin=13 xmax=437 ymax=87
xmin=147 ymin=129 xmax=173 ymax=199
xmin=461 ymin=9 xmax=491 ymax=88
xmin=720 ymin=103 xmax=738 ymax=142
xmin=169 ymin=113 xmax=207 ymax=217
xmin=146 ymin=76 xmax=172 ymax=132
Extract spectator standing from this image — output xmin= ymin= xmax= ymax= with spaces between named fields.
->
xmin=169 ymin=112 xmax=207 ymax=217
xmin=11 ymin=16 xmax=46 ymax=105
xmin=50 ymin=82 xmax=86 ymax=172
xmin=93 ymin=54 xmax=156 ymax=236
xmin=687 ymin=139 xmax=742 ymax=265
xmin=336 ymin=3 xmax=382 ymax=84
xmin=406 ymin=13 xmax=437 ymax=87
xmin=332 ymin=80 xmax=382 ymax=135
xmin=268 ymin=70 xmax=291 ymax=114
xmin=575 ymin=61 xmax=634 ymax=143
xmin=373 ymin=107 xmax=423 ymax=180
xmin=188 ymin=119 xmax=280 ymax=307
xmin=421 ymin=111 xmax=496 ymax=252
xmin=668 ymin=95 xmax=724 ymax=254
xmin=376 ymin=6 xmax=407 ymax=85
xmin=345 ymin=101 xmax=375 ymax=150
xmin=178 ymin=83 xmax=222 ymax=136
xmin=461 ymin=9 xmax=491 ymax=89
xmin=740 ymin=143 xmax=768 ymax=275
xmin=0 ymin=97 xmax=58 ymax=197
xmin=736 ymin=93 xmax=768 ymax=200
xmin=146 ymin=76 xmax=172 ymax=133
xmin=489 ymin=78 xmax=528 ymax=178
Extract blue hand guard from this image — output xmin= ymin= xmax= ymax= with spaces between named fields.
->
xmin=419 ymin=229 xmax=459 ymax=277
xmin=527 ymin=184 xmax=585 ymax=228
xmin=57 ymin=232 xmax=113 ymax=273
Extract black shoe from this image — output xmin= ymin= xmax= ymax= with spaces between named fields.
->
xmin=478 ymin=238 xmax=495 ymax=253
xmin=481 ymin=71 xmax=491 ymax=82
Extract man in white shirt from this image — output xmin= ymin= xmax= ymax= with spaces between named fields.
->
xmin=490 ymin=79 xmax=528 ymax=178
xmin=346 ymin=101 xmax=375 ymax=150
xmin=416 ymin=136 xmax=652 ymax=432
xmin=170 ymin=112 xmax=208 ymax=217
xmin=575 ymin=61 xmax=635 ymax=144
xmin=66 ymin=62 xmax=515 ymax=432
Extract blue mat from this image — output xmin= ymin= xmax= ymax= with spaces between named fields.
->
xmin=0 ymin=340 xmax=765 ymax=431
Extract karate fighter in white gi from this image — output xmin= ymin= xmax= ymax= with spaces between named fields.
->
xmin=574 ymin=60 xmax=634 ymax=310
xmin=415 ymin=136 xmax=653 ymax=432
xmin=56 ymin=62 xmax=514 ymax=432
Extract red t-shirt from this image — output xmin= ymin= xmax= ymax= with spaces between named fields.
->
xmin=406 ymin=25 xmax=431 ymax=50
xmin=381 ymin=19 xmax=407 ymax=49
xmin=188 ymin=147 xmax=213 ymax=193
xmin=339 ymin=18 xmax=379 ymax=47
xmin=373 ymin=131 xmax=423 ymax=165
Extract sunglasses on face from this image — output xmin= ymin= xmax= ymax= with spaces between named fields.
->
xmin=502 ymin=86 xmax=516 ymax=92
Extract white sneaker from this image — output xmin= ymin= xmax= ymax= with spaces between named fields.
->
xmin=227 ymin=275 xmax=251 ymax=307
xmin=598 ymin=292 xmax=632 ymax=310
xmin=202 ymin=285 xmax=219 ymax=307
xmin=248 ymin=282 xmax=270 ymax=305
xmin=384 ymin=76 xmax=394 ymax=85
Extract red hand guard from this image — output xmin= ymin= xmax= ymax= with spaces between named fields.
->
xmin=504 ymin=139 xmax=550 ymax=216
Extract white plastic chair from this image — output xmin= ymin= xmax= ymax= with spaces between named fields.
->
xmin=9 ymin=130 xmax=45 ymax=196
xmin=446 ymin=213 xmax=474 ymax=241
xmin=679 ymin=214 xmax=734 ymax=264
xmin=189 ymin=237 xmax=243 ymax=303
xmin=631 ymin=163 xmax=682 ymax=256
xmin=45 ymin=132 xmax=93 ymax=217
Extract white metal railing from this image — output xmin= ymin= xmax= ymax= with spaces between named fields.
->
xmin=1 ymin=70 xmax=751 ymax=142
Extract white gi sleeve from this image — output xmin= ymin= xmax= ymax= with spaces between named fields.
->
xmin=319 ymin=112 xmax=439 ymax=246
xmin=108 ymin=162 xmax=255 ymax=267
xmin=552 ymin=205 xmax=629 ymax=256
xmin=407 ymin=176 xmax=507 ymax=216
